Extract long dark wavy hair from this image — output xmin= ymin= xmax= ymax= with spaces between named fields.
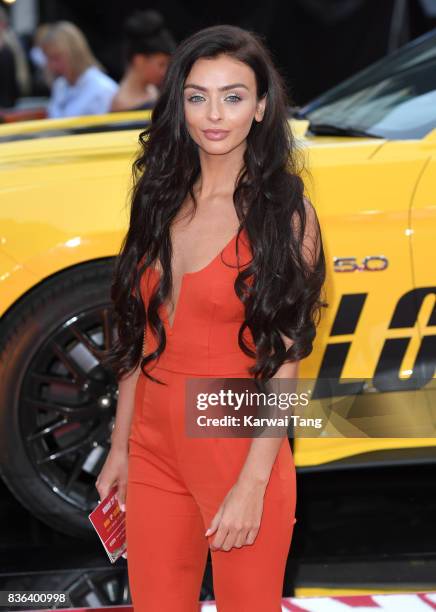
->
xmin=103 ymin=24 xmax=328 ymax=385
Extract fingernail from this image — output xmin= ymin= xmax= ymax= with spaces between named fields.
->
xmin=120 ymin=503 xmax=126 ymax=512
xmin=205 ymin=529 xmax=210 ymax=536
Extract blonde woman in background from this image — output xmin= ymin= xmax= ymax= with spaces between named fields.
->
xmin=40 ymin=21 xmax=118 ymax=118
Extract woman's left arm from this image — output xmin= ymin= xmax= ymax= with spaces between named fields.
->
xmin=206 ymin=345 xmax=299 ymax=552
xmin=206 ymin=197 xmax=320 ymax=551
xmin=233 ymin=354 xmax=299 ymax=489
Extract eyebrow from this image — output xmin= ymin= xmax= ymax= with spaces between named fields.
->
xmin=183 ymin=82 xmax=249 ymax=91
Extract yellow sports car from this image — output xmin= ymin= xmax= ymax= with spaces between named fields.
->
xmin=0 ymin=27 xmax=435 ymax=555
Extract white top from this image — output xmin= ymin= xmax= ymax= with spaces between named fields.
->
xmin=47 ymin=66 xmax=119 ymax=118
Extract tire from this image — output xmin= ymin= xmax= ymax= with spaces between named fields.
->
xmin=1 ymin=557 xmax=130 ymax=607
xmin=0 ymin=260 xmax=118 ymax=539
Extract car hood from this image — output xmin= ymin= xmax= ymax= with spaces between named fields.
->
xmin=0 ymin=109 xmax=152 ymax=141
xmin=0 ymin=116 xmax=385 ymax=173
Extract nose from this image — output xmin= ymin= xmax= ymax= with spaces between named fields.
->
xmin=207 ymin=95 xmax=222 ymax=122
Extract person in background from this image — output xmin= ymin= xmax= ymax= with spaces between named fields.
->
xmin=29 ymin=23 xmax=54 ymax=95
xmin=0 ymin=7 xmax=18 ymax=107
xmin=40 ymin=21 xmax=118 ymax=118
xmin=0 ymin=7 xmax=31 ymax=106
xmin=110 ymin=10 xmax=176 ymax=112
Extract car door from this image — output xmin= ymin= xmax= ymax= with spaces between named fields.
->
xmin=294 ymin=134 xmax=433 ymax=469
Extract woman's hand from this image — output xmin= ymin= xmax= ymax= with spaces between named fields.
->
xmin=95 ymin=446 xmax=129 ymax=558
xmin=95 ymin=445 xmax=129 ymax=508
xmin=95 ymin=447 xmax=128 ymax=512
xmin=205 ymin=477 xmax=267 ymax=551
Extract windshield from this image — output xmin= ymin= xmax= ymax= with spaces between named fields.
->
xmin=298 ymin=28 xmax=436 ymax=140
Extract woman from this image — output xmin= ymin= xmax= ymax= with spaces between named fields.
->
xmin=0 ymin=7 xmax=31 ymax=106
xmin=40 ymin=21 xmax=118 ymax=118
xmin=0 ymin=8 xmax=18 ymax=108
xmin=110 ymin=10 xmax=177 ymax=112
xmin=29 ymin=23 xmax=55 ymax=95
xmin=98 ymin=24 xmax=327 ymax=611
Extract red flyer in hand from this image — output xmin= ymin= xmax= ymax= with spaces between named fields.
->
xmin=88 ymin=485 xmax=127 ymax=563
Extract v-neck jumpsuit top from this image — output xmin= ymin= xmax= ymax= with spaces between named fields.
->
xmin=126 ymin=227 xmax=297 ymax=612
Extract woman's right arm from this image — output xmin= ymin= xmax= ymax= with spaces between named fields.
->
xmin=111 ymin=364 xmax=141 ymax=453
xmin=95 ymin=364 xmax=141 ymax=508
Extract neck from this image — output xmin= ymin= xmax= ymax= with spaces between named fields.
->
xmin=66 ymin=69 xmax=80 ymax=85
xmin=121 ymin=65 xmax=149 ymax=91
xmin=195 ymin=141 xmax=246 ymax=200
xmin=67 ymin=64 xmax=91 ymax=85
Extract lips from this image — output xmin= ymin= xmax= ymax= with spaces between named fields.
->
xmin=203 ymin=129 xmax=229 ymax=135
xmin=202 ymin=129 xmax=230 ymax=140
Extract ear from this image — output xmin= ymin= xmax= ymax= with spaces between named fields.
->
xmin=255 ymin=94 xmax=267 ymax=122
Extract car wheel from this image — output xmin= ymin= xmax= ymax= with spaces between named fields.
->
xmin=0 ymin=260 xmax=118 ymax=539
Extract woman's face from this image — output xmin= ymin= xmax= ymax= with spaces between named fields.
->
xmin=183 ymin=54 xmax=266 ymax=155
xmin=134 ymin=52 xmax=170 ymax=87
xmin=43 ymin=41 xmax=73 ymax=82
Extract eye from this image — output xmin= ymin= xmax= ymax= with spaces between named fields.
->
xmin=187 ymin=95 xmax=205 ymax=103
xmin=226 ymin=94 xmax=242 ymax=103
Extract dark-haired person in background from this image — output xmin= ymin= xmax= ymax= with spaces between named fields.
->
xmin=0 ymin=8 xmax=18 ymax=108
xmin=110 ymin=9 xmax=177 ymax=112
xmin=0 ymin=7 xmax=31 ymax=108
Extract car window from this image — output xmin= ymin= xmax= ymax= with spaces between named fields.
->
xmin=299 ymin=29 xmax=436 ymax=139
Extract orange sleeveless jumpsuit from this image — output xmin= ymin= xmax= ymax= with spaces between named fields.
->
xmin=126 ymin=228 xmax=297 ymax=611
